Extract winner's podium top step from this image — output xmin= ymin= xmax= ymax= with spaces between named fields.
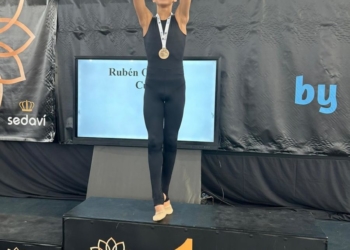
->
xmin=64 ymin=197 xmax=325 ymax=238
xmin=63 ymin=197 xmax=327 ymax=250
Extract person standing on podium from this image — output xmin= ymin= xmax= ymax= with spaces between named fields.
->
xmin=132 ymin=0 xmax=191 ymax=221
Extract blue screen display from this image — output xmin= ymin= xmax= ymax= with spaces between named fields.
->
xmin=77 ymin=59 xmax=217 ymax=142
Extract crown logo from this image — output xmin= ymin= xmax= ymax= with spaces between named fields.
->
xmin=90 ymin=237 xmax=125 ymax=250
xmin=19 ymin=100 xmax=34 ymax=112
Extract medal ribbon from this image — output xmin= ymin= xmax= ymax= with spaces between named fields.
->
xmin=155 ymin=13 xmax=173 ymax=49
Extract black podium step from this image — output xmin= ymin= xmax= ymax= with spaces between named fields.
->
xmin=0 ymin=213 xmax=61 ymax=250
xmin=63 ymin=197 xmax=328 ymax=250
xmin=0 ymin=197 xmax=81 ymax=250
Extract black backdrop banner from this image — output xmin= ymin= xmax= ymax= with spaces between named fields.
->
xmin=57 ymin=0 xmax=350 ymax=155
xmin=0 ymin=0 xmax=57 ymax=142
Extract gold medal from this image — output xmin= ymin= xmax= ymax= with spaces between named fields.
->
xmin=156 ymin=13 xmax=172 ymax=60
xmin=159 ymin=48 xmax=170 ymax=59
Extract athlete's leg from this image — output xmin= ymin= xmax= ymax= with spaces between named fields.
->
xmin=143 ymin=83 xmax=165 ymax=206
xmin=162 ymin=80 xmax=186 ymax=202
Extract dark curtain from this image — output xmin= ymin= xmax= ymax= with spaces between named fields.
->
xmin=0 ymin=141 xmax=93 ymax=200
xmin=202 ymin=151 xmax=350 ymax=215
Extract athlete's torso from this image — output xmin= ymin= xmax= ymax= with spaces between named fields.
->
xmin=143 ymin=15 xmax=186 ymax=80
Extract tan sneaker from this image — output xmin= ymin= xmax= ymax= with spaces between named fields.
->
xmin=164 ymin=204 xmax=173 ymax=215
xmin=153 ymin=210 xmax=167 ymax=221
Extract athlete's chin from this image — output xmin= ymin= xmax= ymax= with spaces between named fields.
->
xmin=155 ymin=0 xmax=174 ymax=7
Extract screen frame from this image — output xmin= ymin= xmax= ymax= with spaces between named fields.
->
xmin=73 ymin=56 xmax=221 ymax=150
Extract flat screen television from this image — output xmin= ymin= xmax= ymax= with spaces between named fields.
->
xmin=73 ymin=56 xmax=221 ymax=149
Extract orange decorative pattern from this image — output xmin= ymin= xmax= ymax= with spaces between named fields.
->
xmin=0 ymin=0 xmax=35 ymax=85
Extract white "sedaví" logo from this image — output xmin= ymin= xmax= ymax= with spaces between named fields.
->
xmin=7 ymin=100 xmax=47 ymax=126
xmin=8 ymin=115 xmax=46 ymax=126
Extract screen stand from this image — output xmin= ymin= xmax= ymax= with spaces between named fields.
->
xmin=86 ymin=146 xmax=201 ymax=204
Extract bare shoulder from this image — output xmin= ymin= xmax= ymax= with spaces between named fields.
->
xmin=174 ymin=13 xmax=188 ymax=36
xmin=141 ymin=15 xmax=153 ymax=37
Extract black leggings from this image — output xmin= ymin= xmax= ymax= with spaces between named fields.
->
xmin=143 ymin=77 xmax=186 ymax=206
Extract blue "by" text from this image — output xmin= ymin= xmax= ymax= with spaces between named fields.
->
xmin=295 ymin=75 xmax=337 ymax=114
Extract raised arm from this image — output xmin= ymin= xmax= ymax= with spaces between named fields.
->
xmin=175 ymin=0 xmax=192 ymax=25
xmin=133 ymin=0 xmax=152 ymax=35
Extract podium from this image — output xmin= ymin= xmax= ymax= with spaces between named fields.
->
xmin=63 ymin=197 xmax=328 ymax=250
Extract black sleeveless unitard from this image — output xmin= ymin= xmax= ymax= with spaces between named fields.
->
xmin=143 ymin=15 xmax=187 ymax=206
xmin=144 ymin=15 xmax=186 ymax=80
